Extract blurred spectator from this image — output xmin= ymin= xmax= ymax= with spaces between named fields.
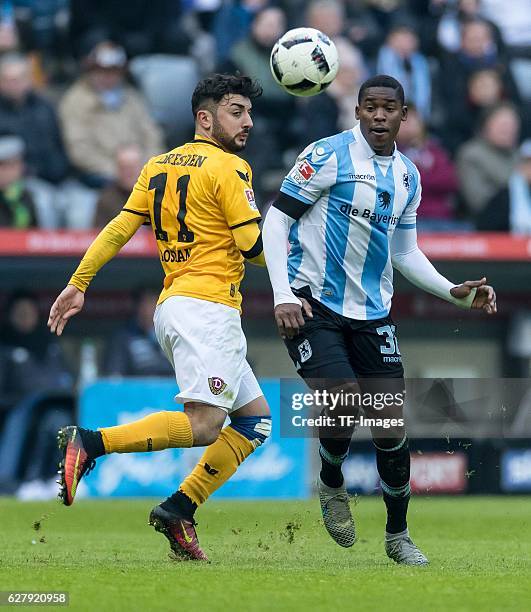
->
xmin=10 ymin=0 xmax=69 ymax=58
xmin=480 ymin=0 xmax=531 ymax=51
xmin=456 ymin=102 xmax=520 ymax=221
xmin=306 ymin=0 xmax=344 ymax=39
xmin=223 ymin=7 xmax=296 ymax=198
xmin=440 ymin=18 xmax=519 ymax=126
xmin=0 ymin=291 xmax=72 ymax=403
xmin=0 ymin=290 xmax=73 ymax=493
xmin=477 ymin=139 xmax=531 ymax=234
xmin=343 ymin=1 xmax=383 ymax=58
xmin=436 ymin=0 xmax=504 ymax=55
xmin=444 ymin=67 xmax=507 ymax=152
xmin=103 ymin=289 xmax=173 ymax=377
xmin=69 ymin=0 xmax=195 ymax=59
xmin=300 ymin=39 xmax=367 ymax=143
xmin=0 ymin=2 xmax=20 ymax=54
xmin=363 ymin=0 xmax=411 ymax=35
xmin=212 ymin=0 xmax=270 ymax=63
xmin=59 ymin=41 xmax=163 ymax=189
xmin=376 ymin=21 xmax=432 ymax=120
xmin=94 ymin=144 xmax=144 ymax=227
xmin=227 ymin=7 xmax=287 ymax=106
xmin=397 ymin=104 xmax=461 ymax=230
xmin=0 ymin=52 xmax=69 ymax=184
xmin=0 ymin=134 xmax=59 ymax=228
xmin=0 ymin=134 xmax=36 ymax=227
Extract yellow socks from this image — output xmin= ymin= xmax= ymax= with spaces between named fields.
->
xmin=179 ymin=425 xmax=255 ymax=505
xmin=99 ymin=411 xmax=268 ymax=507
xmin=100 ymin=411 xmax=193 ymax=453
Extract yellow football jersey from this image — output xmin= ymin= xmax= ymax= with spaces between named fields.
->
xmin=123 ymin=137 xmax=261 ymax=310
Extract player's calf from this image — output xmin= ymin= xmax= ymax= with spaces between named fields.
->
xmin=374 ymin=436 xmax=411 ymax=534
xmin=177 ymin=415 xmax=272 ymax=509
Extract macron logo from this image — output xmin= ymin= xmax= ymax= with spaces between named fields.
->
xmin=349 ymin=173 xmax=375 ymax=181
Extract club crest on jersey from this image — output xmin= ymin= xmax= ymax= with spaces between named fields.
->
xmin=208 ymin=377 xmax=227 ymax=395
xmin=403 ymin=172 xmax=413 ymax=193
xmin=298 ymin=339 xmax=312 ymax=363
xmin=378 ymin=191 xmax=391 ymax=210
xmin=245 ymin=189 xmax=258 ymax=210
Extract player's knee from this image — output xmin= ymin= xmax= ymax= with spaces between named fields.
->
xmin=229 ymin=415 xmax=272 ymax=448
xmin=192 ymin=423 xmax=222 ymax=446
xmin=186 ymin=410 xmax=224 ymax=446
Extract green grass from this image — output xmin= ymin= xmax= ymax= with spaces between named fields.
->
xmin=1 ymin=497 xmax=530 ymax=611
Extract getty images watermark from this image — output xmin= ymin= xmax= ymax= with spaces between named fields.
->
xmin=280 ymin=378 xmax=531 ymax=439
xmin=288 ymin=387 xmax=405 ymax=433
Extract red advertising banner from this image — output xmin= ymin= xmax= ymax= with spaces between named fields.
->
xmin=0 ymin=228 xmax=158 ymax=257
xmin=0 ymin=230 xmax=530 ymax=261
xmin=410 ymin=452 xmax=468 ymax=493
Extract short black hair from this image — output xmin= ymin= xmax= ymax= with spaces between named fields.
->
xmin=191 ymin=73 xmax=263 ymax=117
xmin=358 ymin=75 xmax=405 ymax=106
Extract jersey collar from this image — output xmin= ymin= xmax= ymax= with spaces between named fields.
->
xmin=353 ymin=123 xmax=397 ymax=160
xmin=191 ymin=135 xmax=225 ymax=151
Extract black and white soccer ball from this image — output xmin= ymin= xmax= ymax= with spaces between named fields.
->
xmin=270 ymin=27 xmax=339 ymax=97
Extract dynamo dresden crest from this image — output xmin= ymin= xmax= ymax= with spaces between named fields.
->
xmin=208 ymin=377 xmax=227 ymax=395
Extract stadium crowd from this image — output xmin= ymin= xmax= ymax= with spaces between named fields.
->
xmin=0 ymin=0 xmax=530 ymax=496
xmin=0 ymin=0 xmax=527 ymax=232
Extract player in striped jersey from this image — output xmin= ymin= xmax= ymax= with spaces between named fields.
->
xmin=263 ymin=75 xmax=496 ymax=565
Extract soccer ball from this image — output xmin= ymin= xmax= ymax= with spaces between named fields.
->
xmin=270 ymin=27 xmax=339 ymax=97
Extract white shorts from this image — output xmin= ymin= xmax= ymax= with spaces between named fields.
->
xmin=154 ymin=295 xmax=263 ymax=413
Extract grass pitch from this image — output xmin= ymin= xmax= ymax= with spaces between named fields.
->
xmin=1 ymin=496 xmax=530 ymax=611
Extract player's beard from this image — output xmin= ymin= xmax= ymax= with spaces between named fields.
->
xmin=212 ymin=116 xmax=248 ymax=153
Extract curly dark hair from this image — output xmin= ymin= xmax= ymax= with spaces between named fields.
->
xmin=191 ymin=73 xmax=263 ymax=117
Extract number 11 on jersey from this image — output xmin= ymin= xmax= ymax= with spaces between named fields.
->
xmin=148 ymin=172 xmax=195 ymax=243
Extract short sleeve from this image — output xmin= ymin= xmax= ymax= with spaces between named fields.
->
xmin=122 ymin=163 xmax=150 ymax=219
xmin=215 ymin=157 xmax=261 ymax=229
xmin=397 ymin=167 xmax=422 ymax=229
xmin=280 ymin=140 xmax=337 ymax=206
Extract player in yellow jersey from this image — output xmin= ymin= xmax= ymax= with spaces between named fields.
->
xmin=47 ymin=74 xmax=271 ymax=561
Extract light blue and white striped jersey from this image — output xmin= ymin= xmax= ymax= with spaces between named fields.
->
xmin=280 ymin=123 xmax=421 ymax=320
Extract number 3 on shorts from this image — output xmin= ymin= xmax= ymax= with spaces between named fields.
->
xmin=376 ymin=324 xmax=401 ymax=355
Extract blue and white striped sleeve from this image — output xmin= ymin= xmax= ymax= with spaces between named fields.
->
xmin=280 ymin=140 xmax=337 ymax=206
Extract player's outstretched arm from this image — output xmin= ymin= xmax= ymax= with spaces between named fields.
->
xmin=391 ymin=226 xmax=496 ymax=311
xmin=48 ymin=210 xmax=144 ymax=336
xmin=48 ymin=285 xmax=85 ymax=336
xmin=450 ymin=278 xmax=497 ymax=314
